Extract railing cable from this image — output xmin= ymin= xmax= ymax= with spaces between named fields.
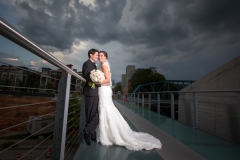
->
xmin=0 ymin=100 xmax=58 ymax=110
xmin=65 ymin=116 xmax=80 ymax=142
xmin=0 ymin=121 xmax=56 ymax=154
xmin=65 ymin=137 xmax=79 ymax=160
xmin=0 ymin=111 xmax=56 ymax=134
xmin=20 ymin=133 xmax=54 ymax=159
xmin=35 ymin=143 xmax=55 ymax=160
xmin=65 ymin=135 xmax=79 ymax=158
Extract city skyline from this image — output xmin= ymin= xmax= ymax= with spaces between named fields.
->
xmin=0 ymin=0 xmax=240 ymax=83
xmin=0 ymin=64 xmax=83 ymax=92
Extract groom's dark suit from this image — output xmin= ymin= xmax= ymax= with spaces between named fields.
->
xmin=82 ymin=59 xmax=99 ymax=141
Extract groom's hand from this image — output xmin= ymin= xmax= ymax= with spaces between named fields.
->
xmin=95 ymin=84 xmax=101 ymax=87
xmin=95 ymin=80 xmax=102 ymax=87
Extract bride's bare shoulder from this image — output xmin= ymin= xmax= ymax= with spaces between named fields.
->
xmin=101 ymin=65 xmax=108 ymax=71
xmin=102 ymin=64 xmax=109 ymax=69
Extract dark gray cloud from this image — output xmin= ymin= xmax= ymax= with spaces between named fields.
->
xmin=0 ymin=0 xmax=240 ymax=81
xmin=13 ymin=0 xmax=127 ymax=53
xmin=119 ymin=0 xmax=240 ymax=66
xmin=180 ymin=0 xmax=240 ymax=33
xmin=5 ymin=0 xmax=240 ymax=53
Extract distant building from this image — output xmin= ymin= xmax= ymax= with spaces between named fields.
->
xmin=126 ymin=65 xmax=135 ymax=90
xmin=0 ymin=64 xmax=85 ymax=94
xmin=121 ymin=65 xmax=158 ymax=91
xmin=121 ymin=74 xmax=126 ymax=88
xmin=40 ymin=67 xmax=61 ymax=93
xmin=0 ymin=65 xmax=40 ymax=91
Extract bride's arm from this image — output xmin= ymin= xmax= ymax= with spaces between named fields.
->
xmin=100 ymin=65 xmax=110 ymax=85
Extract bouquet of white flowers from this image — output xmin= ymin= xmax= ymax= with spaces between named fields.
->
xmin=89 ymin=69 xmax=105 ymax=89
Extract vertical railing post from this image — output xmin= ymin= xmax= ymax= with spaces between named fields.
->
xmin=171 ymin=93 xmax=175 ymax=120
xmin=130 ymin=94 xmax=132 ymax=103
xmin=142 ymin=93 xmax=144 ymax=108
xmin=148 ymin=93 xmax=151 ymax=110
xmin=133 ymin=93 xmax=135 ymax=104
xmin=52 ymin=73 xmax=71 ymax=160
xmin=193 ymin=92 xmax=198 ymax=128
xmin=137 ymin=93 xmax=140 ymax=107
xmin=157 ymin=93 xmax=160 ymax=114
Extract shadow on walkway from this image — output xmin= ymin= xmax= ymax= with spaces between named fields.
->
xmin=74 ymin=141 xmax=162 ymax=160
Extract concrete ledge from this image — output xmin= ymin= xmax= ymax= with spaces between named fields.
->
xmin=114 ymin=100 xmax=206 ymax=160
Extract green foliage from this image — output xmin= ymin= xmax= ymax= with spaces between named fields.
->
xmin=113 ymin=83 xmax=122 ymax=93
xmin=130 ymin=69 xmax=166 ymax=92
xmin=46 ymin=82 xmax=54 ymax=93
xmin=17 ymin=80 xmax=24 ymax=87
xmin=32 ymin=81 xmax=40 ymax=92
xmin=33 ymin=81 xmax=40 ymax=88
xmin=68 ymin=92 xmax=81 ymax=129
xmin=17 ymin=80 xmax=25 ymax=91
xmin=4 ymin=79 xmax=11 ymax=86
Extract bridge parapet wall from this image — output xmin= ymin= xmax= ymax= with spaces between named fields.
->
xmin=179 ymin=56 xmax=240 ymax=143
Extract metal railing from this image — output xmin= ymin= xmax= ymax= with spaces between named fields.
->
xmin=0 ymin=18 xmax=85 ymax=160
xmin=0 ymin=18 xmax=85 ymax=82
xmin=127 ymin=90 xmax=240 ymax=144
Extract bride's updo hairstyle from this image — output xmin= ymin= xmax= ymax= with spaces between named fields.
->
xmin=99 ymin=51 xmax=108 ymax=59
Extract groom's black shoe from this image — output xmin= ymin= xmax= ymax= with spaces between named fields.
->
xmin=83 ymin=129 xmax=91 ymax=146
xmin=91 ymin=137 xmax=97 ymax=142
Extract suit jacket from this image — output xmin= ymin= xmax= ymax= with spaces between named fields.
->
xmin=82 ymin=59 xmax=99 ymax=96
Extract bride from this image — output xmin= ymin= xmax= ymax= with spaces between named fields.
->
xmin=96 ymin=51 xmax=162 ymax=151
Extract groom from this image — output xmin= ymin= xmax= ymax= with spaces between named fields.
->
xmin=82 ymin=48 xmax=100 ymax=145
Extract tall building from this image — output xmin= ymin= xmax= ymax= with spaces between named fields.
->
xmin=126 ymin=65 xmax=135 ymax=90
xmin=121 ymin=74 xmax=126 ymax=88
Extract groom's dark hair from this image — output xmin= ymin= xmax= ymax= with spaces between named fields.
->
xmin=88 ymin=48 xmax=99 ymax=58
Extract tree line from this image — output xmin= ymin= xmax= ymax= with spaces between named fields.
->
xmin=113 ymin=68 xmax=166 ymax=93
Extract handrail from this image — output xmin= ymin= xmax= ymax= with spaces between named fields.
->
xmin=129 ymin=89 xmax=240 ymax=94
xmin=0 ymin=18 xmax=85 ymax=82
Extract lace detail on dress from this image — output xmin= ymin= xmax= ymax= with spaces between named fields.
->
xmin=96 ymin=86 xmax=162 ymax=150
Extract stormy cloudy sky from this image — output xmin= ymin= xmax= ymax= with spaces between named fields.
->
xmin=0 ymin=0 xmax=239 ymax=82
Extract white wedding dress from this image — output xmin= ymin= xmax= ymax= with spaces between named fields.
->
xmin=96 ymin=61 xmax=162 ymax=151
